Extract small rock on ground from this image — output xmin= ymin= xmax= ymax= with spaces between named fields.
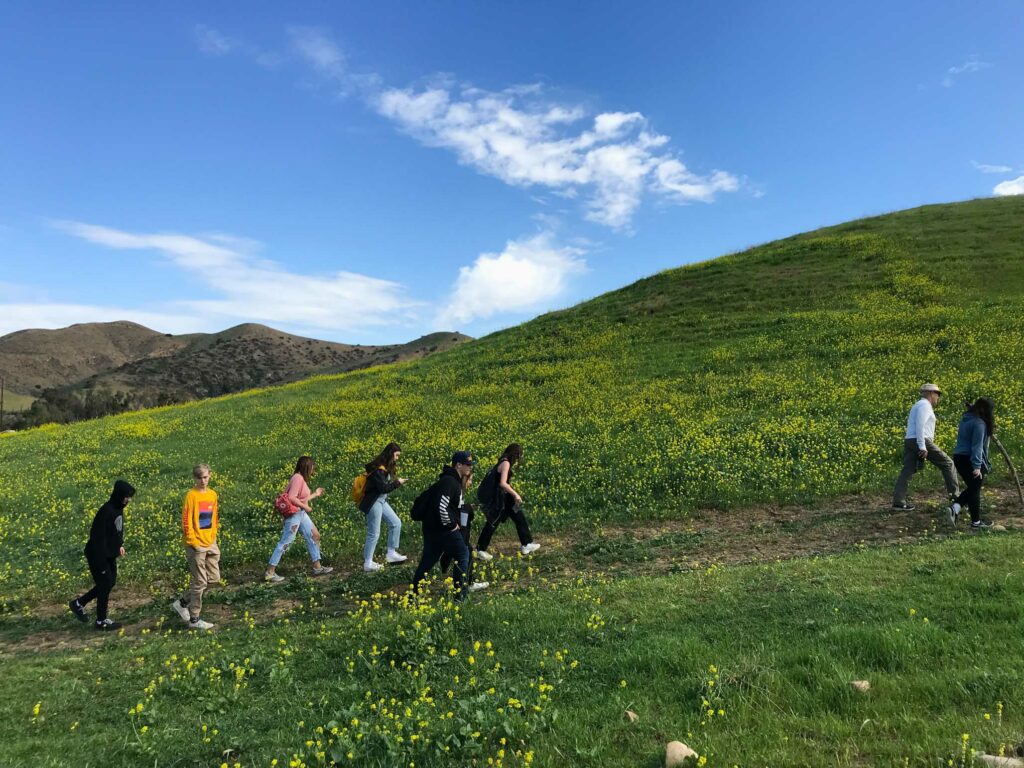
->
xmin=666 ymin=741 xmax=698 ymax=767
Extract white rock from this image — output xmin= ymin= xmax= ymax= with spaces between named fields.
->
xmin=851 ymin=680 xmax=870 ymax=692
xmin=666 ymin=741 xmax=698 ymax=767
xmin=979 ymin=755 xmax=1024 ymax=768
xmin=625 ymin=709 xmax=639 ymax=723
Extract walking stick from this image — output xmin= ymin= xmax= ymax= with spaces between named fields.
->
xmin=992 ymin=434 xmax=1024 ymax=507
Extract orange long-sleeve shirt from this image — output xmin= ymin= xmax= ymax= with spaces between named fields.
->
xmin=182 ymin=488 xmax=218 ymax=548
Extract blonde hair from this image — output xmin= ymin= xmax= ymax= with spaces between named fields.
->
xmin=193 ymin=463 xmax=211 ymax=479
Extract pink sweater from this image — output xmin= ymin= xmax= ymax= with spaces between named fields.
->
xmin=286 ymin=473 xmax=311 ymax=505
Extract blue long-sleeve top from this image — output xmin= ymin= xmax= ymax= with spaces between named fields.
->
xmin=953 ymin=412 xmax=991 ymax=471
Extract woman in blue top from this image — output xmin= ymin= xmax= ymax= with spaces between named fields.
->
xmin=949 ymin=397 xmax=995 ymax=530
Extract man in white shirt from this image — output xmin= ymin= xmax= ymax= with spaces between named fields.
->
xmin=892 ymin=383 xmax=959 ymax=511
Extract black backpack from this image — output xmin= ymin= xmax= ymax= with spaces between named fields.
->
xmin=410 ymin=484 xmax=436 ymax=522
xmin=476 ymin=464 xmax=500 ymax=508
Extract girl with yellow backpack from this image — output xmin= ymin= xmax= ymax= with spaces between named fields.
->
xmin=354 ymin=442 xmax=408 ymax=572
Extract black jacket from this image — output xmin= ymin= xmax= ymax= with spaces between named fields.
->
xmin=359 ymin=467 xmax=401 ymax=513
xmin=423 ymin=466 xmax=463 ymax=534
xmin=85 ymin=480 xmax=135 ymax=560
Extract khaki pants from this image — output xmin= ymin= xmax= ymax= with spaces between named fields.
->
xmin=892 ymin=438 xmax=959 ymax=505
xmin=185 ymin=541 xmax=220 ymax=619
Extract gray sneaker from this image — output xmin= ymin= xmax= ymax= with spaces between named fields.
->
xmin=171 ymin=598 xmax=191 ymax=623
xmin=312 ymin=565 xmax=334 ymax=576
xmin=264 ymin=571 xmax=285 ymax=583
xmin=188 ymin=617 xmax=214 ymax=630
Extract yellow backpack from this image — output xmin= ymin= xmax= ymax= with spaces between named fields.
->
xmin=351 ymin=465 xmax=385 ymax=506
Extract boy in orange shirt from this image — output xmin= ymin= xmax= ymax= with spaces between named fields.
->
xmin=172 ymin=464 xmax=219 ymax=630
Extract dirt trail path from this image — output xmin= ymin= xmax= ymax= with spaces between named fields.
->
xmin=4 ymin=487 xmax=1022 ymax=654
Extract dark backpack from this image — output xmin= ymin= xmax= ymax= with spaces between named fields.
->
xmin=476 ymin=464 xmax=500 ymax=508
xmin=410 ymin=484 xmax=436 ymax=522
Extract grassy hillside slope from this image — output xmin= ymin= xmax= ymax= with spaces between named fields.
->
xmin=1 ymin=197 xmax=1022 ymax=604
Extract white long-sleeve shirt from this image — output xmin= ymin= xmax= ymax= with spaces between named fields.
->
xmin=904 ymin=398 xmax=936 ymax=450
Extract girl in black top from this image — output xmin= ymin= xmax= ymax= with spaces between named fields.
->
xmin=476 ymin=444 xmax=539 ymax=560
xmin=69 ymin=479 xmax=135 ymax=631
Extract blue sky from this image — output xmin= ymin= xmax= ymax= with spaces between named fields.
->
xmin=1 ymin=2 xmax=1021 ymax=343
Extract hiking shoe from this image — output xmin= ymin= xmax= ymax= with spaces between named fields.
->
xmin=188 ymin=617 xmax=214 ymax=630
xmin=363 ymin=561 xmax=383 ymax=573
xmin=385 ymin=551 xmax=408 ymax=564
xmin=94 ymin=619 xmax=122 ymax=631
xmin=520 ymin=542 xmax=541 ymax=555
xmin=970 ymin=520 xmax=994 ymax=532
xmin=171 ymin=598 xmax=191 ymax=623
xmin=264 ymin=571 xmax=285 ymax=583
xmin=312 ymin=565 xmax=334 ymax=576
xmin=469 ymin=581 xmax=490 ymax=592
xmin=892 ymin=502 xmax=915 ymax=511
xmin=69 ymin=599 xmax=88 ymax=623
xmin=475 ymin=550 xmax=493 ymax=562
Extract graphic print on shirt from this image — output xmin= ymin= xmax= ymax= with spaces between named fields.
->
xmin=198 ymin=500 xmax=215 ymax=529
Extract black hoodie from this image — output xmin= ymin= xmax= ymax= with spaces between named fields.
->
xmin=423 ymin=466 xmax=463 ymax=534
xmin=84 ymin=480 xmax=135 ymax=560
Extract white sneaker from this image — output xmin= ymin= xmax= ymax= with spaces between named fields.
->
xmin=188 ymin=618 xmax=214 ymax=630
xmin=312 ymin=565 xmax=334 ymax=576
xmin=364 ymin=561 xmax=383 ymax=572
xmin=171 ymin=598 xmax=190 ymax=623
xmin=475 ymin=550 xmax=493 ymax=562
xmin=520 ymin=542 xmax=541 ymax=555
xmin=469 ymin=581 xmax=489 ymax=592
xmin=264 ymin=571 xmax=285 ymax=583
xmin=385 ymin=551 xmax=408 ymax=564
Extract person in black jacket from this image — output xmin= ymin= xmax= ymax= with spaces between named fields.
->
xmin=411 ymin=451 xmax=476 ymax=599
xmin=68 ymin=479 xmax=135 ymax=631
xmin=359 ymin=442 xmax=408 ymax=572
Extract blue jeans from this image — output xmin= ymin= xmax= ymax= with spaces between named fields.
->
xmin=269 ymin=511 xmax=320 ymax=566
xmin=363 ymin=496 xmax=401 ymax=563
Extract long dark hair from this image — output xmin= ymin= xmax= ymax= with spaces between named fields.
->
xmin=969 ymin=397 xmax=995 ymax=437
xmin=499 ymin=443 xmax=523 ymax=467
xmin=366 ymin=442 xmax=401 ymax=475
xmin=295 ymin=456 xmax=316 ymax=481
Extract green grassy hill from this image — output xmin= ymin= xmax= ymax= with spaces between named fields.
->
xmin=1 ymin=197 xmax=1023 ymax=603
xmin=2 ymin=197 xmax=1024 ymax=767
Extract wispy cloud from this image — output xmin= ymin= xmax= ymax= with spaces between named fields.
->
xmin=52 ymin=221 xmax=420 ymax=333
xmin=972 ymin=160 xmax=1014 ymax=174
xmin=194 ymin=24 xmax=237 ymax=56
xmin=289 ymin=27 xmax=346 ymax=80
xmin=943 ymin=56 xmax=992 ymax=87
xmin=375 ymin=83 xmax=740 ymax=230
xmin=437 ymin=232 xmax=586 ymax=326
xmin=993 ymin=176 xmax=1024 ymax=197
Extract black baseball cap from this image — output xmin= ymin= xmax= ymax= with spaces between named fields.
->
xmin=451 ymin=451 xmax=476 ymax=466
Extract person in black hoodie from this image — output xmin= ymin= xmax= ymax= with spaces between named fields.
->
xmin=440 ymin=467 xmax=489 ymax=592
xmin=411 ymin=451 xmax=475 ymax=599
xmin=69 ymin=479 xmax=135 ymax=631
xmin=358 ymin=442 xmax=408 ymax=572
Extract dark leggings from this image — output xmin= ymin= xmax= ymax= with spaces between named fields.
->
xmin=953 ymin=454 xmax=986 ymax=523
xmin=412 ymin=530 xmax=470 ymax=597
xmin=440 ymin=525 xmax=473 ymax=581
xmin=78 ymin=555 xmax=117 ymax=621
xmin=477 ymin=503 xmax=533 ymax=552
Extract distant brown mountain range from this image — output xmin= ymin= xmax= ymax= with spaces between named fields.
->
xmin=0 ymin=321 xmax=470 ymax=425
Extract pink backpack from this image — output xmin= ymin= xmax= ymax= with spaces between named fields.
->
xmin=274 ymin=491 xmax=298 ymax=517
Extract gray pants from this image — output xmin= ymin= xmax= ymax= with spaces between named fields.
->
xmin=892 ymin=438 xmax=959 ymax=505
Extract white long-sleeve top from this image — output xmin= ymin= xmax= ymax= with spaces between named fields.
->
xmin=904 ymin=398 xmax=936 ymax=450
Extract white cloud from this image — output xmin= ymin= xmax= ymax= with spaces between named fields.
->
xmin=374 ymin=84 xmax=740 ymax=230
xmin=993 ymin=175 xmax=1024 ymax=197
xmin=52 ymin=221 xmax=419 ymax=333
xmin=437 ymin=233 xmax=586 ymax=326
xmin=972 ymin=160 xmax=1013 ymax=174
xmin=942 ymin=56 xmax=992 ymax=87
xmin=194 ymin=24 xmax=237 ymax=56
xmin=289 ymin=26 xmax=346 ymax=80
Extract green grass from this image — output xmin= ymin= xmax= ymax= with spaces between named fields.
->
xmin=2 ymin=197 xmax=1024 ymax=765
xmin=0 ymin=390 xmax=34 ymax=414
xmin=2 ymin=534 xmax=1022 ymax=767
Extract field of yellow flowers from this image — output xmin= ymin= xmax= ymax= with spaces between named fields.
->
xmin=1 ymin=197 xmax=1023 ymax=764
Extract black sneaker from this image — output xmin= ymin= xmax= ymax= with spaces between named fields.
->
xmin=68 ymin=599 xmax=88 ymax=623
xmin=892 ymin=502 xmax=915 ymax=511
xmin=970 ymin=520 xmax=994 ymax=532
xmin=94 ymin=618 xmax=122 ymax=631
